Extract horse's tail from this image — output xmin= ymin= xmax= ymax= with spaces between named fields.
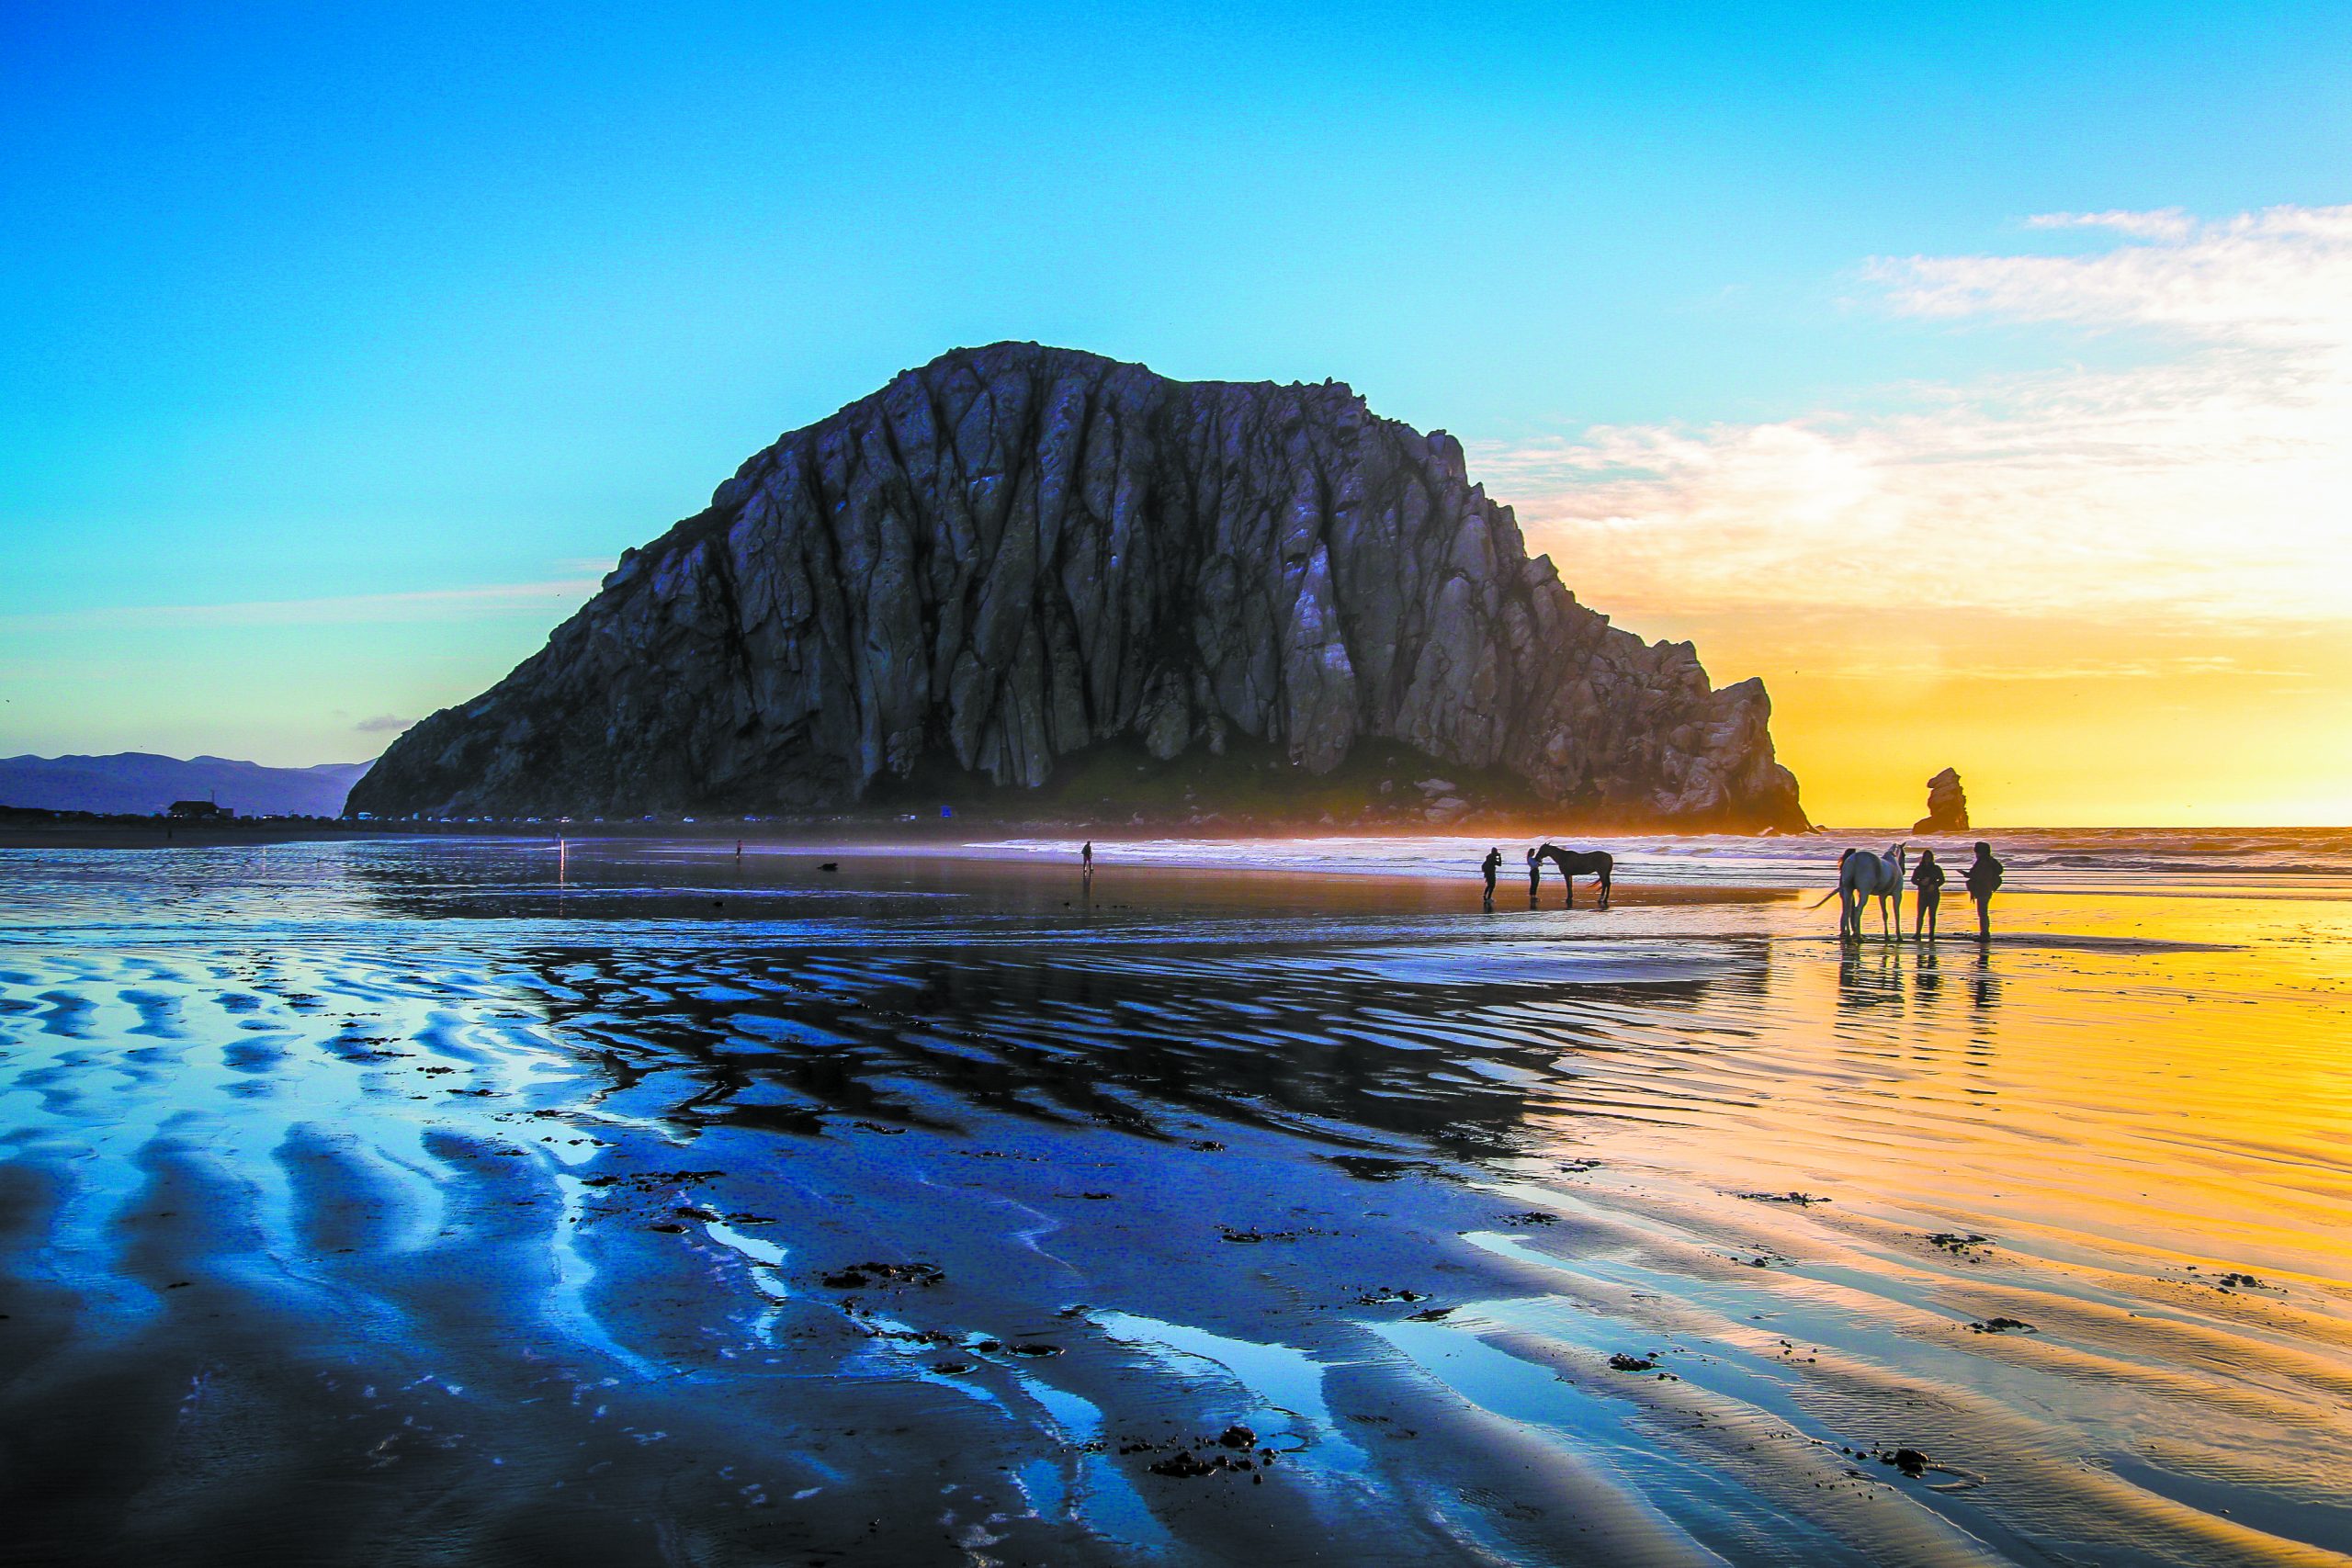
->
xmin=1807 ymin=848 xmax=1856 ymax=908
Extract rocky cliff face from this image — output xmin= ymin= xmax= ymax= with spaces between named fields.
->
xmin=1914 ymin=767 xmax=1970 ymax=834
xmin=348 ymin=344 xmax=1807 ymax=829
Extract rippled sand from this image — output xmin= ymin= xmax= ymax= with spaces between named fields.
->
xmin=0 ymin=840 xmax=2346 ymax=1565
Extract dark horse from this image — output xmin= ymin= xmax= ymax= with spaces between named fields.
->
xmin=1531 ymin=843 xmax=1613 ymax=908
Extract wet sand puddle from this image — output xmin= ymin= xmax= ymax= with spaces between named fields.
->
xmin=0 ymin=840 xmax=2347 ymax=1565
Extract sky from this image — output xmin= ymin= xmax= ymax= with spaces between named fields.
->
xmin=3 ymin=2 xmax=2347 ymax=825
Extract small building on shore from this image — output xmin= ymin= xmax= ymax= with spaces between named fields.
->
xmin=166 ymin=799 xmax=234 ymax=820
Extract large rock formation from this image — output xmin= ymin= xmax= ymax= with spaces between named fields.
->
xmin=348 ymin=344 xmax=1807 ymax=829
xmin=1914 ymin=768 xmax=1970 ymax=834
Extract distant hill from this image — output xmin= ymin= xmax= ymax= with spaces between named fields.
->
xmin=0 ymin=753 xmax=375 ymax=818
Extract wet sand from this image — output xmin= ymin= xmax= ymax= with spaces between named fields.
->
xmin=1 ymin=838 xmax=2347 ymax=1565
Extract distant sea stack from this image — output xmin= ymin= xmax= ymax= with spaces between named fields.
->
xmin=348 ymin=344 xmax=1808 ymax=830
xmin=1914 ymin=768 xmax=1970 ymax=834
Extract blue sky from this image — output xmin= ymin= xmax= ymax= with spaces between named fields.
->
xmin=4 ymin=3 xmax=2348 ymax=818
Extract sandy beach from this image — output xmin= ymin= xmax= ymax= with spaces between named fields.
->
xmin=2 ymin=833 xmax=2347 ymax=1565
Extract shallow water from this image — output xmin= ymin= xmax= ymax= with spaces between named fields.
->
xmin=969 ymin=825 xmax=2352 ymax=897
xmin=1 ymin=836 xmax=2346 ymax=1565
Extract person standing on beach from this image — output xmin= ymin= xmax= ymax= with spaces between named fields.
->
xmin=1481 ymin=847 xmax=1501 ymax=908
xmin=1911 ymin=848 xmax=1946 ymax=942
xmin=1081 ymin=840 xmax=1093 ymax=882
xmin=1964 ymin=840 xmax=2004 ymax=942
xmin=1525 ymin=847 xmax=1543 ymax=903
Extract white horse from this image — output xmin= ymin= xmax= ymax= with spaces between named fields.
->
xmin=1809 ymin=843 xmax=1908 ymax=942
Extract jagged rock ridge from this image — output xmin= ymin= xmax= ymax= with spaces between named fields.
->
xmin=349 ymin=344 xmax=1807 ymax=829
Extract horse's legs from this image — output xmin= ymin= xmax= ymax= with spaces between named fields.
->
xmin=1565 ymin=875 xmax=1575 ymax=909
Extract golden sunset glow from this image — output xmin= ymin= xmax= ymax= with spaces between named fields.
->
xmin=1491 ymin=208 xmax=2352 ymax=825
xmin=1625 ymin=609 xmax=2352 ymax=825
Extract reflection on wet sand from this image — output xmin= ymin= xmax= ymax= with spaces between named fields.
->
xmin=1969 ymin=945 xmax=2001 ymax=1016
xmin=0 ymin=840 xmax=2347 ymax=1566
xmin=1858 ymin=943 xmax=1998 ymax=1041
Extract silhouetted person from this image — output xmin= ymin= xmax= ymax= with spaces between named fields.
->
xmin=1524 ymin=847 xmax=1543 ymax=903
xmin=1911 ymin=848 xmax=1946 ymax=941
xmin=1964 ymin=840 xmax=2003 ymax=942
xmin=1481 ymin=847 xmax=1501 ymax=908
xmin=1080 ymin=840 xmax=1093 ymax=882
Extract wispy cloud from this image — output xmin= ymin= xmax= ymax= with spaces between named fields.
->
xmin=1871 ymin=203 xmax=2352 ymax=341
xmin=2023 ymin=209 xmax=2197 ymax=243
xmin=2 ymin=580 xmax=601 ymax=633
xmin=354 ymin=713 xmax=415 ymax=733
xmin=1477 ymin=205 xmax=2352 ymax=625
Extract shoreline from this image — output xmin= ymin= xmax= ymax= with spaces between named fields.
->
xmin=9 ymin=822 xmax=2350 ymax=911
xmin=0 ymin=814 xmax=1823 ymax=852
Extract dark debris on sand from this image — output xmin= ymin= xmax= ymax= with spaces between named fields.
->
xmin=1130 ymin=1425 xmax=1279 ymax=1482
xmin=1324 ymin=1155 xmax=1445 ymax=1182
xmin=1218 ymin=1225 xmax=1329 ymax=1245
xmin=1835 ymin=1443 xmax=1935 ymax=1478
xmin=820 ymin=1260 xmax=946 ymax=1290
xmin=577 ymin=1168 xmax=722 ymax=1191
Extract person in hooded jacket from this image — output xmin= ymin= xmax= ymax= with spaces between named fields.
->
xmin=1963 ymin=841 xmax=2004 ymax=943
